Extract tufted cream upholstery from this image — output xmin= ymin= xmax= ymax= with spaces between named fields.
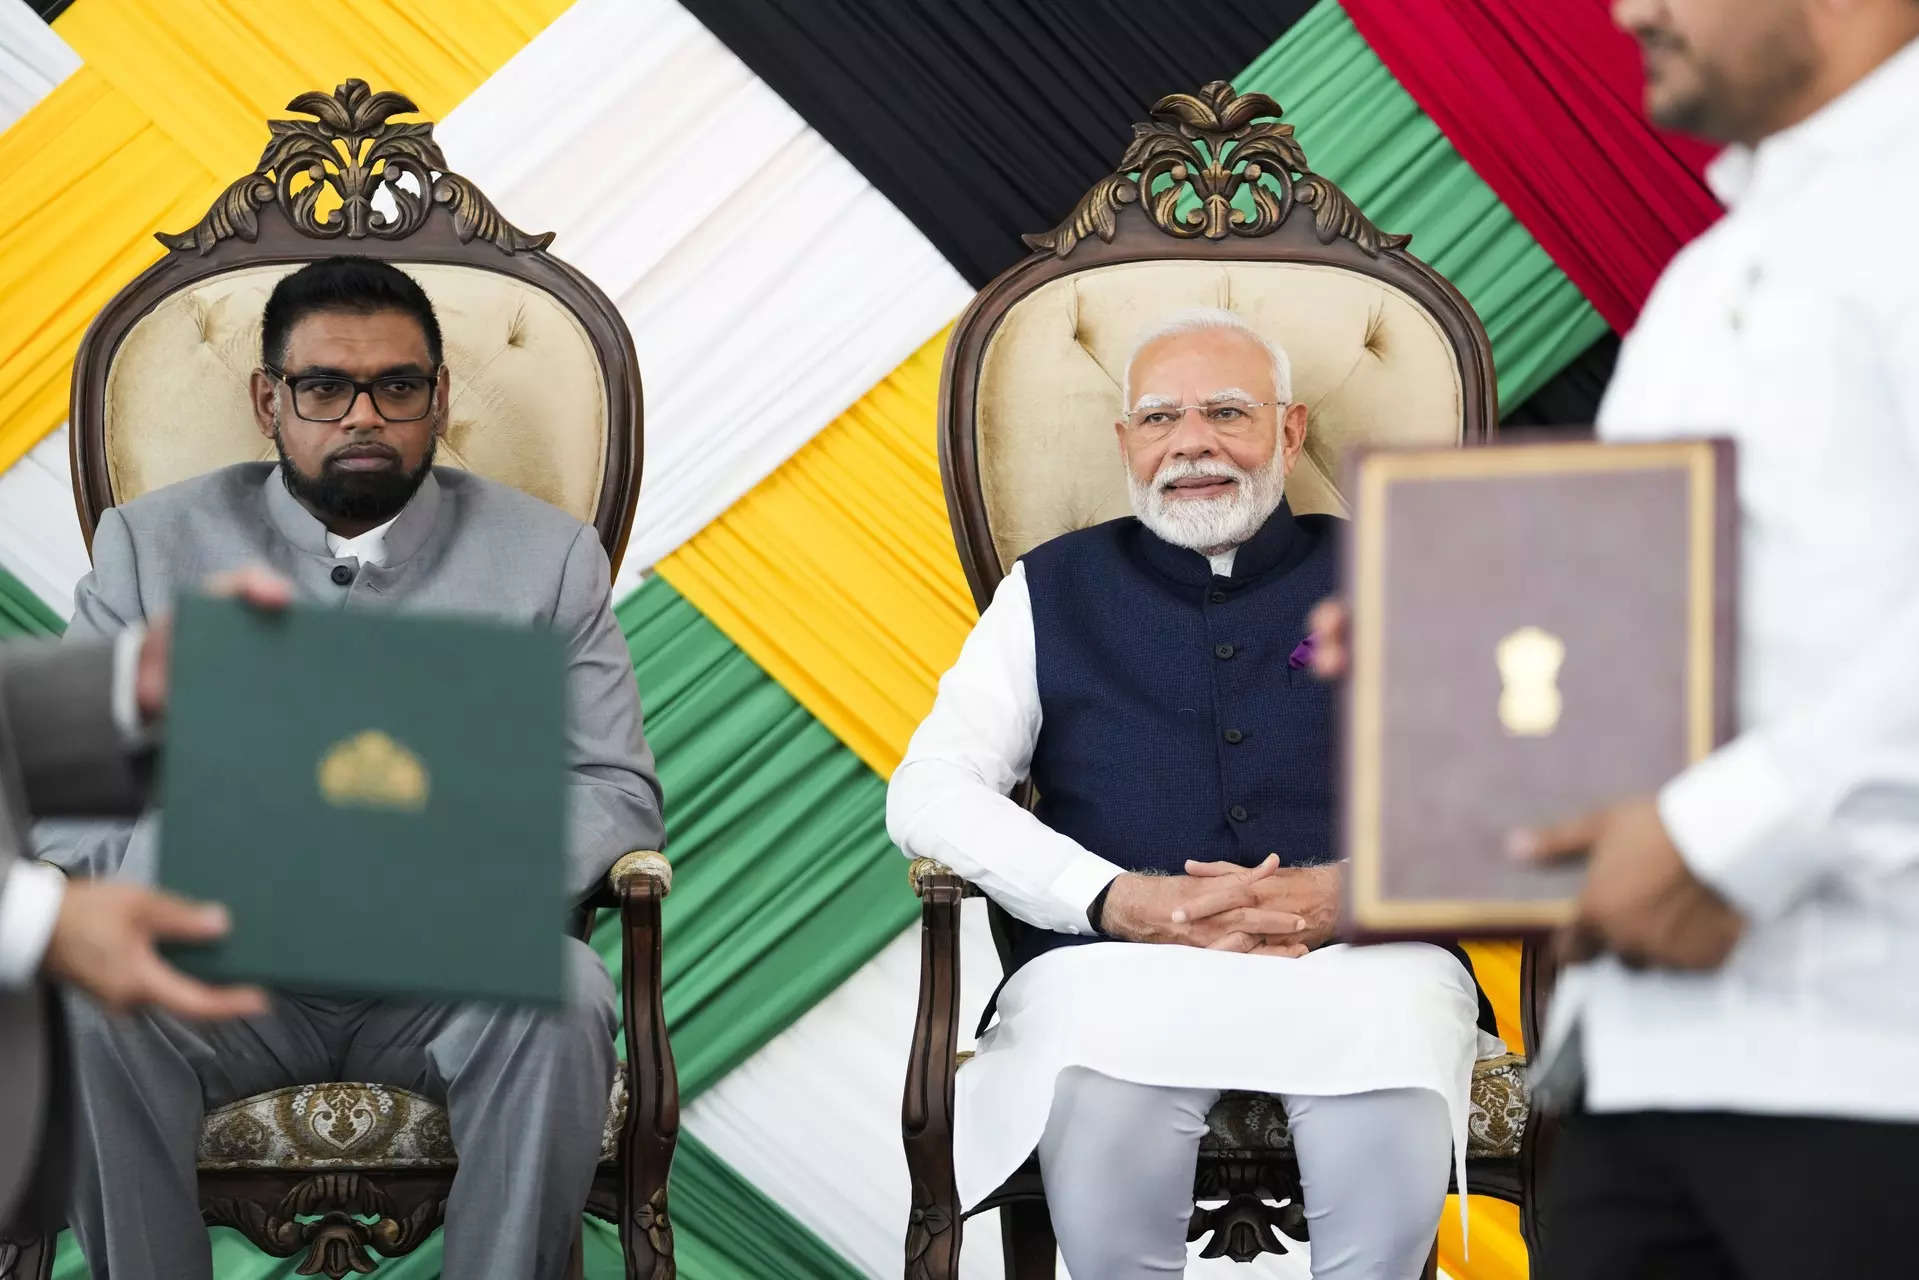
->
xmin=973 ymin=260 xmax=1465 ymax=573
xmin=103 ymin=263 xmax=608 ymax=524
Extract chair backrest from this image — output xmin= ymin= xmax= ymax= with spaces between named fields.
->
xmin=70 ymin=80 xmax=642 ymax=571
xmin=938 ymin=81 xmax=1496 ymax=609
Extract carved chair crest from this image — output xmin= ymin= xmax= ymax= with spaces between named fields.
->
xmin=161 ymin=78 xmax=547 ymax=256
xmin=1027 ymin=79 xmax=1409 ymax=258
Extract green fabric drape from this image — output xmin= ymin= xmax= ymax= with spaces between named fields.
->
xmin=0 ymin=564 xmax=62 ymax=637
xmin=1233 ymin=1 xmax=1611 ymax=409
xmin=609 ymin=577 xmax=915 ymax=1100
xmin=49 ymin=576 xmax=889 ymax=1278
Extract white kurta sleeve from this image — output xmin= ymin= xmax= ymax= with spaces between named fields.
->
xmin=887 ymin=561 xmax=1124 ymax=935
xmin=1660 ymin=303 xmax=1919 ymax=920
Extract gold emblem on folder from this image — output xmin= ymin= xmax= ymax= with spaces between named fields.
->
xmin=1496 ymin=626 xmax=1565 ymax=737
xmin=318 ymin=731 xmax=430 ymax=811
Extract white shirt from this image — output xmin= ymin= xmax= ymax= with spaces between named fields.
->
xmin=0 ymin=514 xmax=400 ymax=986
xmin=327 ymin=514 xmax=400 ymax=566
xmin=1554 ymin=35 xmax=1919 ymax=1119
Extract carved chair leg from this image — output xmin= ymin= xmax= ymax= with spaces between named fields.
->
xmin=999 ymin=1200 xmax=1057 ymax=1280
xmin=619 ymin=880 xmax=678 ymax=1280
xmin=902 ymin=877 xmax=966 ymax=1280
xmin=1518 ymin=931 xmax=1562 ymax=1263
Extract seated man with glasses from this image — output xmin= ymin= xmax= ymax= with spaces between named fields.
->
xmin=35 ymin=256 xmax=664 ymax=1280
xmin=889 ymin=309 xmax=1496 ymax=1279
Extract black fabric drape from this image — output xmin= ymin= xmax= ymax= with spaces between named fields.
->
xmin=1502 ymin=335 xmax=1619 ymax=428
xmin=29 ymin=0 xmax=76 ymax=20
xmin=680 ymin=0 xmax=1316 ymax=287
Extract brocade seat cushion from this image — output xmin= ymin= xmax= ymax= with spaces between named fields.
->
xmin=1199 ymin=1053 xmax=1529 ymax=1162
xmin=197 ymin=1075 xmax=628 ymax=1172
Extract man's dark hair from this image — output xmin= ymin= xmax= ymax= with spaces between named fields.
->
xmin=260 ymin=256 xmax=443 ymax=369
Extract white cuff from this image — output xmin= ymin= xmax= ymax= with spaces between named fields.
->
xmin=111 ymin=624 xmax=153 ymax=749
xmin=1658 ymin=730 xmax=1825 ymax=921
xmin=1049 ymin=853 xmax=1126 ymax=936
xmin=0 ymin=860 xmax=67 ymax=986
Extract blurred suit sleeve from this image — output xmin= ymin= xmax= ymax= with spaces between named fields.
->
xmin=33 ymin=509 xmax=148 ymax=878
xmin=554 ymin=526 xmax=665 ymax=901
xmin=1 ymin=637 xmax=151 ymax=986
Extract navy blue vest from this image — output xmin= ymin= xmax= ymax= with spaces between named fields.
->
xmin=1008 ymin=501 xmax=1494 ymax=1031
xmin=1015 ymin=500 xmax=1336 ymax=968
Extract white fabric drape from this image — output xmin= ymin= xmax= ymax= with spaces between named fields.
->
xmin=430 ymin=0 xmax=972 ymax=591
xmin=0 ymin=426 xmax=88 ymax=616
xmin=0 ymin=1 xmax=78 ymax=134
xmin=684 ymin=904 xmax=1319 ymax=1279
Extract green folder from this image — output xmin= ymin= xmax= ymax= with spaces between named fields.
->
xmin=158 ymin=596 xmax=569 ymax=1005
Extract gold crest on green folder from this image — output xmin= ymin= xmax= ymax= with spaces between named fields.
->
xmin=158 ymin=596 xmax=570 ymax=1005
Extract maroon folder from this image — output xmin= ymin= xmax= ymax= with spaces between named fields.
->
xmin=1341 ymin=437 xmax=1737 ymax=938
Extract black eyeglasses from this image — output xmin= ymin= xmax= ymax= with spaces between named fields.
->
xmin=262 ymin=365 xmax=440 ymax=423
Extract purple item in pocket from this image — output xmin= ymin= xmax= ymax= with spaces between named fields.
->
xmin=1288 ymin=635 xmax=1317 ymax=670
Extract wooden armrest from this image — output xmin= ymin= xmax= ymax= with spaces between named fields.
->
xmin=908 ymin=857 xmax=981 ymax=899
xmin=608 ymin=850 xmax=672 ymax=896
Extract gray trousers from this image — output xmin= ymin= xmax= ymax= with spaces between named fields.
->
xmin=61 ymin=938 xmax=617 ymax=1280
xmin=1037 ymin=1068 xmax=1453 ymax=1278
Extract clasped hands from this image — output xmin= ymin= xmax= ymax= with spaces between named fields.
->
xmin=1101 ymin=856 xmax=1341 ymax=957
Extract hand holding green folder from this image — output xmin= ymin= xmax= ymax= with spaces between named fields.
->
xmin=158 ymin=595 xmax=570 ymax=1005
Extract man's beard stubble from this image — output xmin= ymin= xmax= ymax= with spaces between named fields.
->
xmin=275 ymin=427 xmax=437 ymax=526
xmin=1634 ymin=15 xmax=1814 ymax=142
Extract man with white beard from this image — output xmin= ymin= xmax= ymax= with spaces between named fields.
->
xmin=888 ymin=309 xmax=1496 ymax=1278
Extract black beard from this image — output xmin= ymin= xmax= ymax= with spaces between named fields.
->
xmin=275 ymin=429 xmax=437 ymax=526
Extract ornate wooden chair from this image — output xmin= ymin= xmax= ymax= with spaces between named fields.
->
xmin=0 ymin=81 xmax=676 ymax=1280
xmin=902 ymin=82 xmax=1556 ymax=1279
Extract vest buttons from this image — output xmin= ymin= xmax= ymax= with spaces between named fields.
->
xmin=1213 ymin=642 xmax=1236 ymax=660
xmin=1228 ymin=804 xmax=1249 ymax=823
xmin=1209 ymin=589 xmax=1227 ymax=604
xmin=330 ymin=564 xmax=354 ymax=586
xmin=1224 ymin=728 xmax=1245 ymax=745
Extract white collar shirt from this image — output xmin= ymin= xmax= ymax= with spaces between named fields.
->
xmin=1556 ymin=35 xmax=1919 ymax=1118
xmin=325 ymin=514 xmax=400 ymax=567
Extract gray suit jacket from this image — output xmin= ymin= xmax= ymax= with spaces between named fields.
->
xmin=1 ymin=639 xmax=148 ymax=1230
xmin=35 ymin=463 xmax=665 ymax=902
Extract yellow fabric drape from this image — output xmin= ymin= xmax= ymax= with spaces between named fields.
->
xmin=55 ymin=0 xmax=569 ymax=181
xmin=657 ymin=327 xmax=977 ymax=778
xmin=662 ymin=328 xmax=1535 ymax=1278
xmin=0 ymin=70 xmax=213 ymax=475
xmin=0 ymin=0 xmax=569 ymax=481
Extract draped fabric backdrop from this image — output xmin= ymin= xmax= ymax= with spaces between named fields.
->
xmin=0 ymin=0 xmax=1720 ymax=1274
xmin=1339 ymin=0 xmax=1722 ymax=332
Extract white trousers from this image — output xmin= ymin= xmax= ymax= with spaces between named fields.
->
xmin=1036 ymin=1067 xmax=1452 ymax=1279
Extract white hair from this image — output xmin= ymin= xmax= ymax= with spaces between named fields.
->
xmin=1121 ymin=307 xmax=1292 ymax=410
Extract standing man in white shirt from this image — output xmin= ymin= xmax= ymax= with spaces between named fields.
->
xmin=1314 ymin=1 xmax=1919 ymax=1274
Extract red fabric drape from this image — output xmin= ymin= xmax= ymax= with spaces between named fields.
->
xmin=1339 ymin=0 xmax=1723 ymax=332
